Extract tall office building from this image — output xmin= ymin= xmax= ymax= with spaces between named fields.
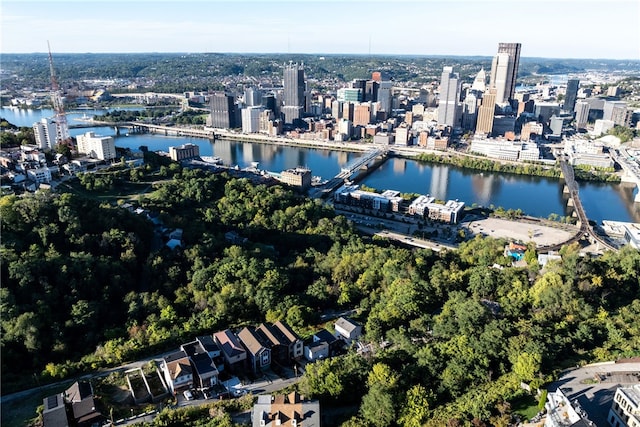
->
xmin=489 ymin=42 xmax=521 ymax=104
xmin=244 ymin=87 xmax=262 ymax=107
xmin=563 ymin=79 xmax=579 ymax=113
xmin=574 ymin=101 xmax=590 ymax=130
xmin=283 ymin=63 xmax=305 ymax=108
xmin=476 ymin=89 xmax=497 ymax=135
xmin=283 ymin=63 xmax=306 ymax=125
xmin=438 ymin=66 xmax=461 ymax=127
xmin=210 ymin=92 xmax=238 ymax=129
xmin=377 ymin=81 xmax=393 ymax=113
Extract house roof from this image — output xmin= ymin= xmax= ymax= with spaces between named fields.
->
xmin=214 ymin=329 xmax=246 ymax=358
xmin=335 ymin=317 xmax=360 ymax=333
xmin=65 ymin=381 xmax=93 ymax=403
xmin=273 ymin=321 xmax=300 ymax=344
xmin=252 ymin=393 xmax=320 ymax=427
xmin=42 ymin=393 xmax=70 ymax=427
xmin=313 ymin=329 xmax=337 ymax=344
xmin=190 ymin=352 xmax=218 ymax=377
xmin=238 ymin=327 xmax=269 ymax=356
xmin=181 ymin=340 xmax=207 ymax=357
xmin=257 ymin=323 xmax=288 ymax=347
xmin=164 ymin=350 xmax=192 ymax=379
xmin=197 ymin=335 xmax=220 ymax=354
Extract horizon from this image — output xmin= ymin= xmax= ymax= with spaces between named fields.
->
xmin=2 ymin=1 xmax=639 ymax=60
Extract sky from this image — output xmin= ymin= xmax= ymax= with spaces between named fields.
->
xmin=1 ymin=0 xmax=639 ymax=59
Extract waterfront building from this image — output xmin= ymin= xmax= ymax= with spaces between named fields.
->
xmin=394 ymin=125 xmax=411 ymax=146
xmin=210 ymin=92 xmax=238 ymax=129
xmin=470 ymin=137 xmax=539 ymax=162
xmin=259 ymin=109 xmax=276 ymax=134
xmin=283 ymin=63 xmax=306 ymax=125
xmin=563 ymin=79 xmax=579 ymax=113
xmin=169 ymin=143 xmax=200 ymax=162
xmin=279 ymin=167 xmax=312 ymax=189
xmin=575 ymin=101 xmax=590 ymax=129
xmin=32 ymin=117 xmax=57 ymax=150
xmin=564 ymin=138 xmax=614 ymax=168
xmin=608 ymin=384 xmax=640 ymax=427
xmin=408 ymin=195 xmax=465 ymax=224
xmin=334 ymin=185 xmax=403 ymax=212
xmin=354 ymin=103 xmax=373 ymax=127
xmin=76 ymin=131 xmax=116 ymax=161
xmin=476 ymin=89 xmax=497 ymax=135
xmin=242 ymin=106 xmax=264 ymax=133
xmin=438 ymin=66 xmax=461 ymax=127
xmin=489 ymin=43 xmax=521 ymax=104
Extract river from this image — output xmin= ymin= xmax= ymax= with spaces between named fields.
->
xmin=2 ymin=106 xmax=639 ymax=223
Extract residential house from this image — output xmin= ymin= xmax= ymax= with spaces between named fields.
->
xmin=214 ymin=329 xmax=247 ymax=371
xmin=197 ymin=335 xmax=225 ymax=372
xmin=42 ymin=393 xmax=70 ymax=427
xmin=180 ymin=340 xmax=219 ymax=389
xmin=257 ymin=321 xmax=304 ymax=364
xmin=273 ymin=321 xmax=304 ymax=360
xmin=251 ymin=392 xmax=321 ymax=427
xmin=161 ymin=350 xmax=193 ymax=394
xmin=257 ymin=323 xmax=290 ymax=365
xmin=64 ymin=381 xmax=104 ymax=427
xmin=304 ymin=341 xmax=329 ymax=362
xmin=334 ymin=317 xmax=362 ymax=344
xmin=312 ymin=329 xmax=343 ymax=356
xmin=238 ymin=326 xmax=272 ymax=374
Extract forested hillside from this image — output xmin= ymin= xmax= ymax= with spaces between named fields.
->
xmin=1 ymin=167 xmax=639 ymax=425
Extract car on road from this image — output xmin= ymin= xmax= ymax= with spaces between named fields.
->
xmin=183 ymin=390 xmax=194 ymax=401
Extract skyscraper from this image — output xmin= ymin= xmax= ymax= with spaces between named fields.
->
xmin=210 ymin=92 xmax=238 ymax=129
xmin=489 ymin=42 xmax=521 ymax=104
xmin=476 ymin=89 xmax=497 ymax=135
xmin=563 ymin=79 xmax=579 ymax=113
xmin=283 ymin=63 xmax=306 ymax=125
xmin=438 ymin=66 xmax=461 ymax=127
xmin=284 ymin=63 xmax=305 ymax=107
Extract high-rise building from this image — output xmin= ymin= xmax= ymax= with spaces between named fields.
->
xmin=563 ymin=79 xmax=579 ymax=113
xmin=76 ymin=131 xmax=116 ymax=161
xmin=283 ymin=63 xmax=305 ymax=108
xmin=377 ymin=81 xmax=393 ymax=113
xmin=244 ymin=87 xmax=262 ymax=107
xmin=210 ymin=92 xmax=238 ymax=129
xmin=489 ymin=42 xmax=521 ymax=104
xmin=461 ymin=92 xmax=478 ymax=131
xmin=337 ymin=88 xmax=363 ymax=103
xmin=438 ymin=66 xmax=460 ymax=127
xmin=354 ymin=103 xmax=373 ymax=127
xmin=242 ymin=106 xmax=264 ymax=133
xmin=169 ymin=143 xmax=200 ymax=162
xmin=476 ymin=89 xmax=497 ymax=135
xmin=574 ymin=101 xmax=590 ymax=129
xmin=33 ymin=118 xmax=57 ymax=150
xmin=603 ymin=100 xmax=628 ymax=126
xmin=471 ymin=68 xmax=487 ymax=92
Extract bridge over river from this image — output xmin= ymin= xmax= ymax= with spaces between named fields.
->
xmin=558 ymin=160 xmax=616 ymax=251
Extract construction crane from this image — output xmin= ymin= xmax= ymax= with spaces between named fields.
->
xmin=47 ymin=41 xmax=70 ymax=144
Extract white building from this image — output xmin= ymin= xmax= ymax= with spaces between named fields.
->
xmin=76 ymin=132 xmax=116 ymax=161
xmin=26 ymin=167 xmax=52 ymax=184
xmin=33 ymin=118 xmax=57 ymax=150
xmin=242 ymin=106 xmax=264 ymax=133
xmin=608 ymin=384 xmax=640 ymax=427
xmin=545 ymin=388 xmax=595 ymax=427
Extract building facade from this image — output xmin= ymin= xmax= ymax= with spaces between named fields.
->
xmin=169 ymin=143 xmax=200 ymax=162
xmin=489 ymin=42 xmax=521 ymax=104
xmin=210 ymin=92 xmax=238 ymax=129
xmin=76 ymin=131 xmax=116 ymax=161
xmin=438 ymin=66 xmax=460 ymax=127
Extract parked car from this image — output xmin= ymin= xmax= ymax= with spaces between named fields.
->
xmin=183 ymin=390 xmax=194 ymax=401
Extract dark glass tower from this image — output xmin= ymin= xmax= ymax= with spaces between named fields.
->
xmin=564 ymin=79 xmax=579 ymax=113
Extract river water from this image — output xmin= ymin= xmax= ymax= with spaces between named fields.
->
xmin=3 ymin=107 xmax=639 ymax=223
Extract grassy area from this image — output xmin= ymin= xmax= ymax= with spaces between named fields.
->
xmin=510 ymin=393 xmax=540 ymax=421
xmin=56 ymin=178 xmax=161 ymax=202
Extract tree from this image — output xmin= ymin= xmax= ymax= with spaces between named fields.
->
xmin=398 ymin=385 xmax=431 ymax=427
xmin=360 ymin=384 xmax=395 ymax=427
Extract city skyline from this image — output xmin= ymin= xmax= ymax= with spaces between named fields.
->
xmin=2 ymin=0 xmax=639 ymax=59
